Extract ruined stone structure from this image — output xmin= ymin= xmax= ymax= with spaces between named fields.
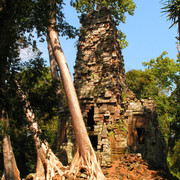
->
xmin=72 ymin=7 xmax=167 ymax=168
xmin=123 ymin=92 xmax=167 ymax=169
xmin=74 ymin=7 xmax=127 ymax=124
xmin=74 ymin=7 xmax=127 ymax=166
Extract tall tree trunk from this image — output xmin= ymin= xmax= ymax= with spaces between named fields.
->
xmin=178 ymin=14 xmax=180 ymax=43
xmin=35 ymin=154 xmax=45 ymax=180
xmin=1 ymin=110 xmax=20 ymax=180
xmin=15 ymin=81 xmax=64 ymax=180
xmin=47 ymin=14 xmax=105 ymax=179
xmin=177 ymin=14 xmax=180 ymax=54
xmin=47 ymin=37 xmax=67 ymax=151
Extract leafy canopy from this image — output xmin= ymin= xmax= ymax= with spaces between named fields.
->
xmin=126 ymin=69 xmax=158 ymax=99
xmin=71 ymin=0 xmax=136 ymax=25
xmin=143 ymin=51 xmax=179 ymax=94
xmin=0 ymin=0 xmax=77 ymax=67
xmin=71 ymin=0 xmax=136 ymax=49
xmin=71 ymin=0 xmax=136 ymax=24
xmin=0 ymin=54 xmax=64 ymax=177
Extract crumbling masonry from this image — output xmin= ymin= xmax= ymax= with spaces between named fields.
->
xmin=72 ymin=8 xmax=167 ymax=168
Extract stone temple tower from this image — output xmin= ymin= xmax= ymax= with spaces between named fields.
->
xmin=74 ymin=7 xmax=128 ymax=165
xmin=74 ymin=8 xmax=128 ymax=127
xmin=73 ymin=7 xmax=167 ymax=168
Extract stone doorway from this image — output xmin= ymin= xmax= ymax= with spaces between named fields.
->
xmin=136 ymin=128 xmax=145 ymax=144
xmin=87 ymin=106 xmax=95 ymax=131
xmin=89 ymin=135 xmax=98 ymax=151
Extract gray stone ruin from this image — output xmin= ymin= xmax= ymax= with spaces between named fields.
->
xmin=62 ymin=7 xmax=167 ymax=169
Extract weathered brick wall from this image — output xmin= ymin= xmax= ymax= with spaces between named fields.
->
xmin=74 ymin=7 xmax=127 ymax=115
xmin=123 ymin=91 xmax=167 ymax=169
xmin=74 ymin=7 xmax=128 ymax=165
xmin=73 ymin=7 xmax=167 ymax=168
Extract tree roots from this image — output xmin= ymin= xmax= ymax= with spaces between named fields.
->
xmin=65 ymin=149 xmax=106 ymax=180
xmin=35 ymin=141 xmax=66 ymax=180
xmin=36 ymin=146 xmax=106 ymax=180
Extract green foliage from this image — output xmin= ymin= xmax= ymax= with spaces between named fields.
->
xmin=143 ymin=51 xmax=179 ymax=94
xmin=0 ymin=55 xmax=65 ymax=177
xmin=71 ymin=0 xmax=136 ymax=24
xmin=155 ymin=95 xmax=173 ymax=144
xmin=168 ymin=139 xmax=180 ymax=178
xmin=10 ymin=129 xmax=37 ymax=177
xmin=0 ymin=1 xmax=77 ymax=177
xmin=0 ymin=81 xmax=37 ymax=177
xmin=16 ymin=56 xmax=61 ymax=149
xmin=161 ymin=0 xmax=180 ymax=29
xmin=71 ymin=0 xmax=136 ymax=49
xmin=126 ymin=69 xmax=158 ymax=99
xmin=118 ymin=30 xmax=128 ymax=49
xmin=0 ymin=0 xmax=77 ymax=84
xmin=0 ymin=0 xmax=76 ymax=178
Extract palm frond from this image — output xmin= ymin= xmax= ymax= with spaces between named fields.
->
xmin=161 ymin=0 xmax=180 ymax=29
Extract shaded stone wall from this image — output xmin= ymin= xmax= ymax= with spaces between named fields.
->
xmin=73 ymin=7 xmax=167 ymax=168
xmin=123 ymin=92 xmax=167 ymax=169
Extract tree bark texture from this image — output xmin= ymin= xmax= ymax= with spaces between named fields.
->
xmin=35 ymin=154 xmax=45 ymax=180
xmin=48 ymin=20 xmax=92 ymax=159
xmin=47 ymin=37 xmax=67 ymax=150
xmin=1 ymin=110 xmax=20 ymax=180
xmin=178 ymin=14 xmax=180 ymax=42
xmin=47 ymin=16 xmax=105 ymax=179
xmin=15 ymin=81 xmax=64 ymax=180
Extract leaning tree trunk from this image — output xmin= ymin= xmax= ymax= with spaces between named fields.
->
xmin=47 ymin=37 xmax=67 ymax=151
xmin=178 ymin=14 xmax=180 ymax=42
xmin=47 ymin=15 xmax=105 ymax=179
xmin=15 ymin=81 xmax=65 ymax=180
xmin=176 ymin=15 xmax=180 ymax=53
xmin=1 ymin=109 xmax=20 ymax=180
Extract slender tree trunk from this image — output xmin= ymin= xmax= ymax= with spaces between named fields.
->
xmin=35 ymin=154 xmax=45 ymax=180
xmin=48 ymin=15 xmax=91 ymax=160
xmin=15 ymin=81 xmax=64 ymax=180
xmin=1 ymin=110 xmax=20 ymax=180
xmin=176 ymin=15 xmax=180 ymax=53
xmin=47 ymin=37 xmax=60 ymax=81
xmin=47 ymin=37 xmax=67 ymax=151
xmin=47 ymin=14 xmax=105 ymax=179
xmin=178 ymin=14 xmax=180 ymax=42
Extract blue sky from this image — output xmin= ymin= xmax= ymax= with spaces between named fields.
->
xmin=37 ymin=0 xmax=178 ymax=76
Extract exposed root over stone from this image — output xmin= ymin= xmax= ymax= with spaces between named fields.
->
xmin=15 ymin=80 xmax=66 ymax=180
xmin=36 ymin=141 xmax=66 ymax=180
xmin=16 ymin=80 xmax=105 ymax=180
xmin=65 ymin=148 xmax=106 ymax=180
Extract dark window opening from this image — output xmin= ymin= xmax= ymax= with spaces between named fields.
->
xmin=89 ymin=135 xmax=98 ymax=151
xmin=136 ymin=128 xmax=145 ymax=144
xmin=104 ymin=116 xmax=108 ymax=124
xmin=87 ymin=106 xmax=95 ymax=131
